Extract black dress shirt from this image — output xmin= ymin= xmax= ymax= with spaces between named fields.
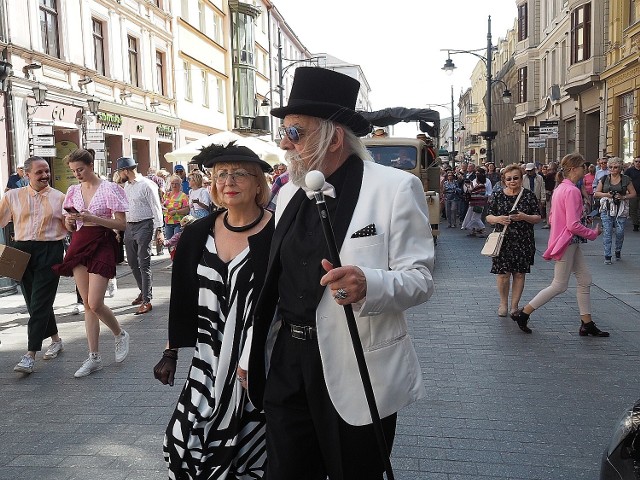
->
xmin=277 ymin=158 xmax=355 ymax=325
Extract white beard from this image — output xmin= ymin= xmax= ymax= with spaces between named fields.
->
xmin=286 ymin=150 xmax=310 ymax=187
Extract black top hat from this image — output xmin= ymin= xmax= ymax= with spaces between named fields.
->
xmin=270 ymin=67 xmax=372 ymax=137
xmin=116 ymin=157 xmax=137 ymax=171
xmin=190 ymin=141 xmax=272 ymax=173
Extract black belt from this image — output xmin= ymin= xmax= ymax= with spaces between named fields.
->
xmin=280 ymin=317 xmax=317 ymax=340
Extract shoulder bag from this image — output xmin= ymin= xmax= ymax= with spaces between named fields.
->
xmin=481 ymin=188 xmax=524 ymax=257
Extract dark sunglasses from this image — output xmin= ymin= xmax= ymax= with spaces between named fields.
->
xmin=504 ymin=176 xmax=521 ymax=181
xmin=278 ymin=125 xmax=303 ymax=144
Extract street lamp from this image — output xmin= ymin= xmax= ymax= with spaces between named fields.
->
xmin=87 ymin=96 xmax=100 ymax=115
xmin=426 ymin=86 xmax=466 ymax=166
xmin=441 ymin=15 xmax=511 ymax=164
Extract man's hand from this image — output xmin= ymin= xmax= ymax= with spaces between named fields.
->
xmin=320 ymin=259 xmax=366 ymax=305
xmin=236 ymin=366 xmax=247 ymax=390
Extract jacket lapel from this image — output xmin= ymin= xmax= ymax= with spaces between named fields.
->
xmin=331 ymin=157 xmax=364 ymax=252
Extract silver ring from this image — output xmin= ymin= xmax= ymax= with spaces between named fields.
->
xmin=334 ymin=288 xmax=348 ymax=300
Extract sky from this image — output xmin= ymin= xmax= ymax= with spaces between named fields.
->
xmin=272 ymin=0 xmax=518 ymax=136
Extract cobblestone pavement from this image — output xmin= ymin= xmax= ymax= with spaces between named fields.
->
xmin=0 ymin=223 xmax=639 ymax=480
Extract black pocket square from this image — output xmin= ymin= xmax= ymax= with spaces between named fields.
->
xmin=351 ymin=224 xmax=376 ymax=238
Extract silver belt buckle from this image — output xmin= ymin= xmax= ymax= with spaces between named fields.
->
xmin=290 ymin=324 xmax=308 ymax=340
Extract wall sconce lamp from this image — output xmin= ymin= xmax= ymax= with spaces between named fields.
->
xmin=120 ymin=92 xmax=132 ymax=102
xmin=22 ymin=62 xmax=42 ymax=80
xmin=0 ymin=60 xmax=12 ymax=84
xmin=87 ymin=96 xmax=100 ymax=115
xmin=27 ymin=83 xmax=48 ymax=115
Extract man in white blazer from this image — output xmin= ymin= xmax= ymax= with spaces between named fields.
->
xmin=247 ymin=67 xmax=435 ymax=480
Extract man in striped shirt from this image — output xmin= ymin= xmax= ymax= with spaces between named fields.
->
xmin=0 ymin=157 xmax=67 ymax=374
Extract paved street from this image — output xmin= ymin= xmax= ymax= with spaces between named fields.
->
xmin=0 ymin=223 xmax=639 ymax=479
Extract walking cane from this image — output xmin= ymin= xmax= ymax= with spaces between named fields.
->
xmin=305 ymin=171 xmax=395 ymax=480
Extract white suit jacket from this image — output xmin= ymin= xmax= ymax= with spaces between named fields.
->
xmin=250 ymin=159 xmax=435 ymax=426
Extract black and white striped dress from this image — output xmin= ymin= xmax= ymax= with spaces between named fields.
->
xmin=163 ymin=233 xmax=266 ymax=479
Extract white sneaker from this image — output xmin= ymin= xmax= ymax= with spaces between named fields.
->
xmin=74 ymin=355 xmax=103 ymax=378
xmin=14 ymin=354 xmax=35 ymax=374
xmin=72 ymin=303 xmax=84 ymax=315
xmin=106 ymin=278 xmax=117 ymax=298
xmin=115 ymin=330 xmax=130 ymax=363
xmin=43 ymin=339 xmax=64 ymax=360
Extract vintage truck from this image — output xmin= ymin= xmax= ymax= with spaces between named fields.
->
xmin=361 ymin=108 xmax=442 ymax=242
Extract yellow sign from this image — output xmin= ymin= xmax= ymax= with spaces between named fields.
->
xmin=52 ymin=141 xmax=79 ymax=193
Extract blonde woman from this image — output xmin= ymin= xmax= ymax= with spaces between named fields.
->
xmin=187 ymin=170 xmax=211 ymax=219
xmin=512 ymin=153 xmax=606 ymax=336
xmin=154 ymin=142 xmax=273 ymax=479
xmin=486 ymin=164 xmax=541 ymax=317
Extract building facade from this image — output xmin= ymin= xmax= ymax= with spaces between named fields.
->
xmin=513 ymin=0 xmax=607 ymax=165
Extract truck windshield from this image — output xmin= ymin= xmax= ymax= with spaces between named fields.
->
xmin=366 ymin=146 xmax=417 ymax=170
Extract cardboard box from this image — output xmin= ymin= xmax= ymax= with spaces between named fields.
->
xmin=0 ymin=244 xmax=31 ymax=281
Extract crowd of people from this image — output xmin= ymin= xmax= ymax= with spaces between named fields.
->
xmin=2 ymin=65 xmax=639 ymax=479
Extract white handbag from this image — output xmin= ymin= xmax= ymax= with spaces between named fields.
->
xmin=481 ymin=188 xmax=524 ymax=258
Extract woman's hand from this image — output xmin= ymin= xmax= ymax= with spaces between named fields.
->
xmin=236 ymin=366 xmax=247 ymax=390
xmin=496 ymin=215 xmax=511 ymax=226
xmin=64 ymin=215 xmax=77 ymax=231
xmin=154 ymin=349 xmax=178 ymax=386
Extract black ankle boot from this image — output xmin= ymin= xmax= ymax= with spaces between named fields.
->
xmin=579 ymin=321 xmax=609 ymax=337
xmin=511 ymin=309 xmax=532 ymax=334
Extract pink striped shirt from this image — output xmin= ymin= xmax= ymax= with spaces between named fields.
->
xmin=0 ymin=185 xmax=67 ymax=241
xmin=63 ymin=181 xmax=128 ymax=230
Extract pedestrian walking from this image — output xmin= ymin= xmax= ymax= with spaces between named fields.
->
xmin=486 ymin=164 xmax=541 ymax=317
xmin=594 ymin=156 xmax=637 ymax=263
xmin=118 ymin=157 xmax=163 ymax=315
xmin=512 ymin=153 xmax=608 ymax=336
xmin=154 ymin=141 xmax=274 ymax=479
xmin=52 ymin=149 xmax=131 ymax=377
xmin=247 ymin=67 xmax=435 ymax=480
xmin=624 ymin=156 xmax=640 ymax=231
xmin=0 ymin=157 xmax=67 ymax=374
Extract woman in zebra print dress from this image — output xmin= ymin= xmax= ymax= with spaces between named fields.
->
xmin=154 ymin=143 xmax=274 ymax=479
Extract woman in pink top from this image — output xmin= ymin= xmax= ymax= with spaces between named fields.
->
xmin=511 ymin=153 xmax=608 ymax=337
xmin=53 ymin=149 xmax=131 ymax=377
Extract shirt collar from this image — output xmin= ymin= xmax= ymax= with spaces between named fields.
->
xmin=27 ymin=185 xmax=50 ymax=197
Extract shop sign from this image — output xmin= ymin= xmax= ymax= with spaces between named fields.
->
xmin=156 ymin=124 xmax=174 ymax=138
xmin=93 ymin=150 xmax=106 ymax=160
xmin=539 ymin=120 xmax=559 ymax=139
xmin=86 ymin=129 xmax=105 ymax=141
xmin=31 ymin=125 xmax=54 ymax=136
xmin=97 ymin=112 xmax=123 ymax=129
xmin=528 ymin=138 xmax=546 ymax=148
xmin=32 ymin=136 xmax=55 ymax=146
xmin=33 ymin=147 xmax=57 ymax=157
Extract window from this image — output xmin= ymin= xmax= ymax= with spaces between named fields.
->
xmin=571 ymin=3 xmax=591 ymax=64
xmin=217 ymin=78 xmax=224 ymax=112
xmin=155 ymin=51 xmax=165 ymax=95
xmin=184 ymin=62 xmax=192 ymax=101
xmin=631 ymin=0 xmax=637 ymax=25
xmin=39 ymin=0 xmax=60 ymax=58
xmin=518 ymin=3 xmax=528 ymax=41
xmin=92 ymin=18 xmax=105 ymax=75
xmin=620 ymin=92 xmax=635 ymax=162
xmin=213 ymin=12 xmax=222 ymax=43
xmin=198 ymin=1 xmax=206 ymax=33
xmin=127 ymin=36 xmax=139 ymax=87
xmin=181 ymin=0 xmax=189 ymax=20
xmin=202 ymin=70 xmax=209 ymax=107
xmin=518 ymin=66 xmax=528 ymax=103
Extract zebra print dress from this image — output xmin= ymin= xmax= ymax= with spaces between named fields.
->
xmin=163 ymin=232 xmax=266 ymax=479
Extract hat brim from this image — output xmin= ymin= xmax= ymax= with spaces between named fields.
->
xmin=117 ymin=163 xmax=138 ymax=171
xmin=190 ymin=154 xmax=272 ymax=173
xmin=271 ymin=102 xmax=372 ymax=137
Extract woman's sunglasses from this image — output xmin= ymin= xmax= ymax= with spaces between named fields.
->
xmin=504 ymin=176 xmax=521 ymax=181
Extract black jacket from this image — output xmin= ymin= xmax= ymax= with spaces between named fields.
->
xmin=167 ymin=210 xmax=274 ymax=348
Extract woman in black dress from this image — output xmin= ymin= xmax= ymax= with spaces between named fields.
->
xmin=154 ymin=142 xmax=274 ymax=479
xmin=486 ymin=164 xmax=541 ymax=317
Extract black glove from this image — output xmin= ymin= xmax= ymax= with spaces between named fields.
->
xmin=154 ymin=349 xmax=178 ymax=386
